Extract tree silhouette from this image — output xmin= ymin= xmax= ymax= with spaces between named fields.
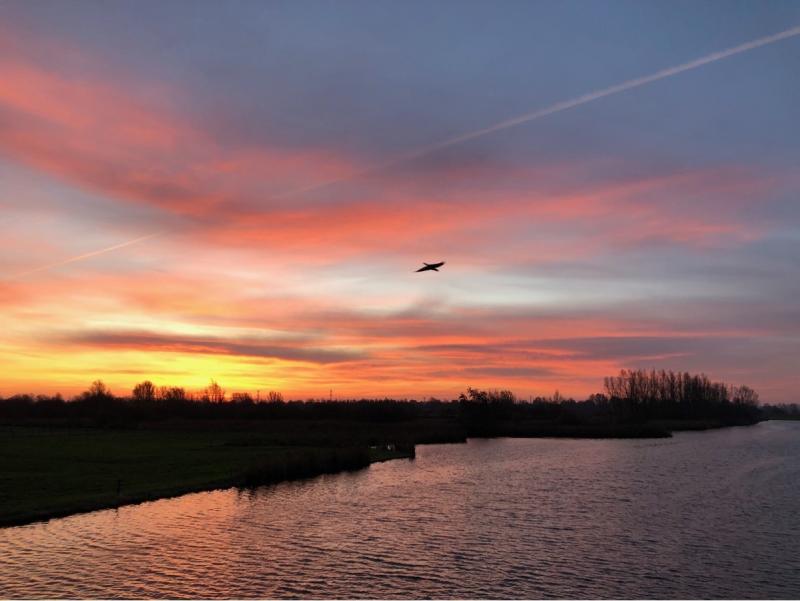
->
xmin=80 ymin=380 xmax=113 ymax=402
xmin=0 ymin=371 xmax=764 ymax=432
xmin=159 ymin=386 xmax=187 ymax=402
xmin=132 ymin=381 xmax=157 ymax=402
xmin=204 ymin=380 xmax=225 ymax=403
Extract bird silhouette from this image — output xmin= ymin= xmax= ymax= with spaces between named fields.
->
xmin=416 ymin=261 xmax=445 ymax=272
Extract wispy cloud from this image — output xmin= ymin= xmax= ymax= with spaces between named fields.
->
xmin=1 ymin=10 xmax=797 ymax=400
xmin=5 ymin=26 xmax=796 ymax=276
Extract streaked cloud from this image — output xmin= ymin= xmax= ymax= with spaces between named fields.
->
xmin=62 ymin=330 xmax=362 ymax=364
xmin=0 ymin=3 xmax=798 ymax=400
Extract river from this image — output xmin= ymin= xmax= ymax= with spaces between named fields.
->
xmin=1 ymin=421 xmax=799 ymax=598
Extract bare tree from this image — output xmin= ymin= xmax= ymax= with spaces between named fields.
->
xmin=132 ymin=380 xmax=157 ymax=402
xmin=231 ymin=392 xmax=254 ymax=404
xmin=159 ymin=386 xmax=186 ymax=402
xmin=205 ymin=380 xmax=225 ymax=403
xmin=82 ymin=380 xmax=113 ymax=401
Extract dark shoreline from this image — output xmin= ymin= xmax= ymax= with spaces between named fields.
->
xmin=0 ymin=418 xmax=763 ymax=529
xmin=0 ymin=446 xmax=413 ymax=530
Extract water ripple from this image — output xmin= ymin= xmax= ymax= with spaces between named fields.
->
xmin=1 ymin=422 xmax=800 ymax=598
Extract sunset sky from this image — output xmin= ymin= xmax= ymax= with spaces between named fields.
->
xmin=1 ymin=1 xmax=799 ymax=401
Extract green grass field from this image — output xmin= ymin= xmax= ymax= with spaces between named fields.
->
xmin=0 ymin=426 xmax=409 ymax=527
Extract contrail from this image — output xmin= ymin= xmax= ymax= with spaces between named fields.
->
xmin=11 ymin=25 xmax=800 ymax=277
xmin=271 ymin=25 xmax=800 ymax=200
xmin=5 ymin=232 xmax=164 ymax=280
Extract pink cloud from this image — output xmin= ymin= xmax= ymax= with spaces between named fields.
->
xmin=0 ymin=29 xmax=355 ymax=217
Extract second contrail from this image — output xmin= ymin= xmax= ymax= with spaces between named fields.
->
xmin=5 ymin=232 xmax=164 ymax=280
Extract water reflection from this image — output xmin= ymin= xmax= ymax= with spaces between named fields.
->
xmin=2 ymin=422 xmax=799 ymax=598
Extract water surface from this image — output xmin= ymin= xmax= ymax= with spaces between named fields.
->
xmin=2 ymin=421 xmax=799 ymax=598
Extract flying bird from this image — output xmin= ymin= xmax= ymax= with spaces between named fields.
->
xmin=416 ymin=261 xmax=445 ymax=273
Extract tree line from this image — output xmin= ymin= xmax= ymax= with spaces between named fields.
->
xmin=0 ymin=369 xmax=772 ymax=426
xmin=602 ymin=369 xmax=760 ymax=422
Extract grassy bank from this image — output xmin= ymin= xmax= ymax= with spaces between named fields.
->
xmin=0 ymin=426 xmax=412 ymax=528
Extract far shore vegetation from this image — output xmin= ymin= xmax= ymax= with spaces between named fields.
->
xmin=1 ymin=369 xmax=794 ymax=528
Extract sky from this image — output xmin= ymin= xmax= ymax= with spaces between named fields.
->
xmin=1 ymin=0 xmax=799 ymax=401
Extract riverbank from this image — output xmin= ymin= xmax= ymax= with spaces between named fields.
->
xmin=0 ymin=416 xmax=760 ymax=528
xmin=0 ymin=426 xmax=413 ymax=528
